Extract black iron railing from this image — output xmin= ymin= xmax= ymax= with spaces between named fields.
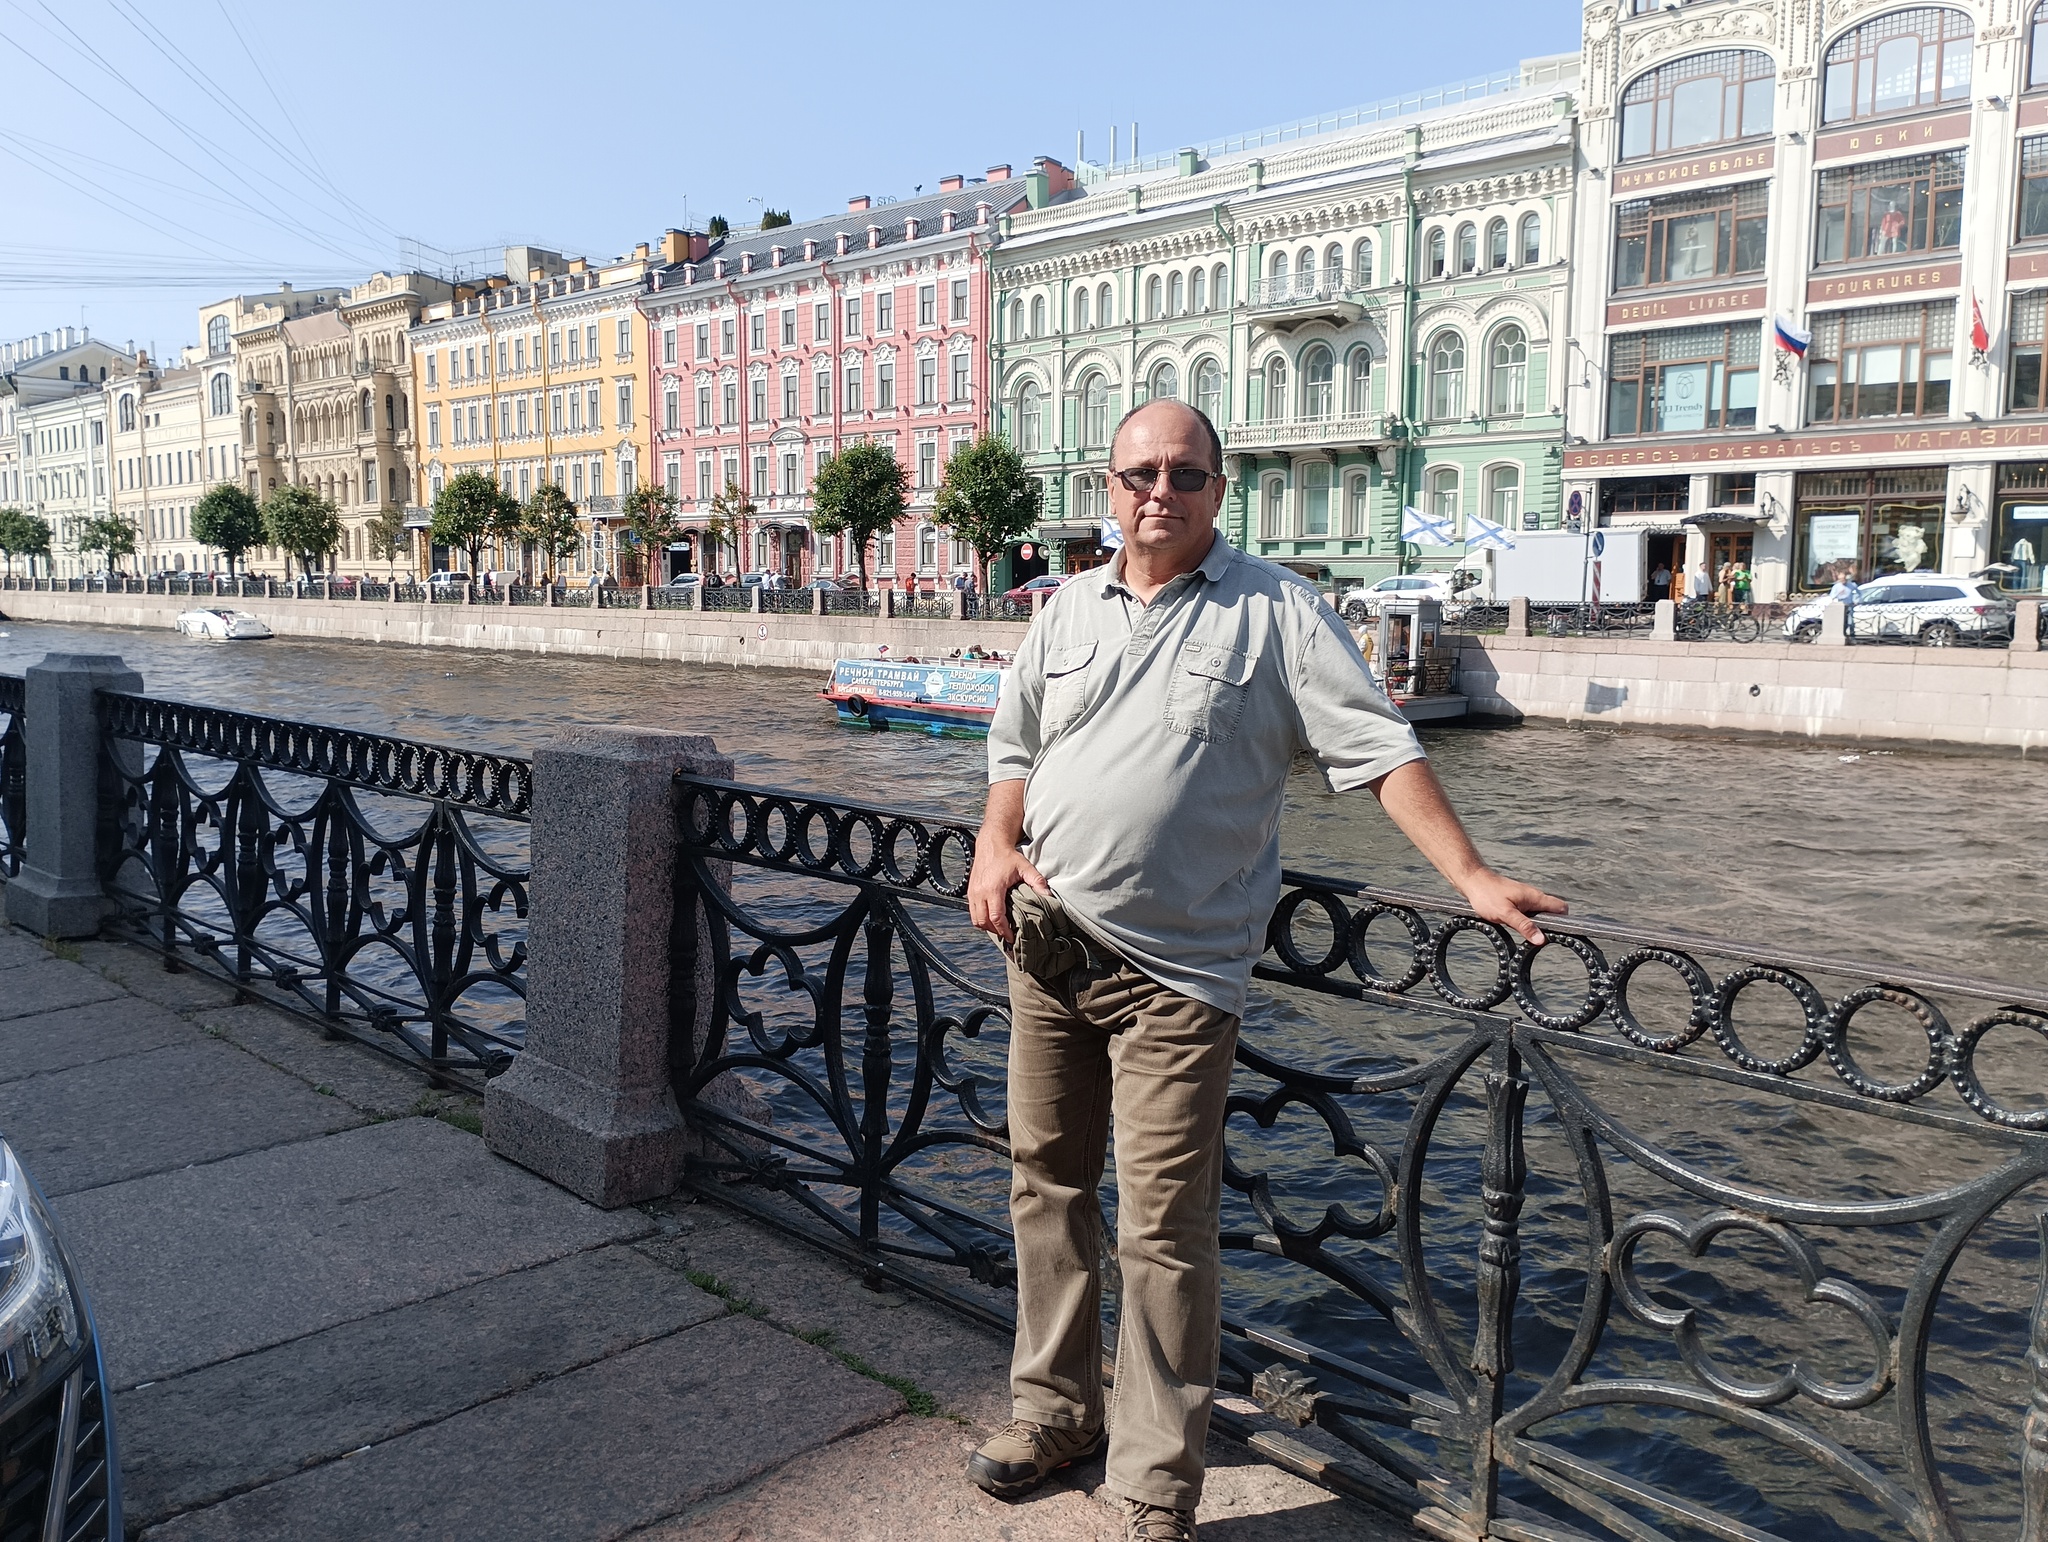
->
xmin=669 ymin=772 xmax=2048 ymax=1542
xmin=0 ymin=673 xmax=22 ymax=878
xmin=95 ymin=692 xmax=531 ymax=1085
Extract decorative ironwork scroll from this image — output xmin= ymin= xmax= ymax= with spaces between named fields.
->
xmin=670 ymin=771 xmax=2048 ymax=1542
xmin=97 ymin=691 xmax=530 ymax=1086
xmin=0 ymin=673 xmax=22 ymax=878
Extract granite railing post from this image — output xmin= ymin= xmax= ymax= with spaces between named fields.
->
xmin=881 ymin=587 xmax=897 ymax=620
xmin=1652 ymin=598 xmax=1676 ymax=642
xmin=1506 ymin=596 xmax=1529 ymax=638
xmin=812 ymin=585 xmax=827 ymax=616
xmin=2018 ymin=600 xmax=2041 ymax=654
xmin=484 ymin=725 xmax=733 ymax=1208
xmin=951 ymin=590 xmax=968 ymax=620
xmin=1820 ymin=600 xmax=1849 ymax=645
xmin=4 ymin=652 xmax=143 ymax=938
xmin=749 ymin=585 xmax=764 ymax=614
xmin=640 ymin=584 xmax=651 ymax=610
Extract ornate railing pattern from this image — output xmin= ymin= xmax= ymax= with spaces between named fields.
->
xmin=96 ymin=692 xmax=531 ymax=1085
xmin=0 ymin=673 xmax=23 ymax=878
xmin=669 ymin=772 xmax=2048 ymax=1542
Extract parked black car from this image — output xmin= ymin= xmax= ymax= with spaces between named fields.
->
xmin=0 ymin=1136 xmax=120 ymax=1539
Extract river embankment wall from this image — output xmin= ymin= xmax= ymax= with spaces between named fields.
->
xmin=0 ymin=587 xmax=1022 ymax=671
xmin=9 ymin=588 xmax=2048 ymax=751
xmin=1456 ymin=633 xmax=2048 ymax=752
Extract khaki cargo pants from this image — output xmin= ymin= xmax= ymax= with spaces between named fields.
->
xmin=1003 ymin=953 xmax=1239 ymax=1511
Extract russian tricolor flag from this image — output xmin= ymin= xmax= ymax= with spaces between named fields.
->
xmin=1773 ymin=316 xmax=1811 ymax=358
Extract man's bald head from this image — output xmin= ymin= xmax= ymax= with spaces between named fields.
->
xmin=1109 ymin=398 xmax=1224 ymax=476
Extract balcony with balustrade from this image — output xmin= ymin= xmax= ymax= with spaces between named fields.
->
xmin=1244 ymin=266 xmax=1378 ymax=331
xmin=1224 ymin=409 xmax=1397 ymax=455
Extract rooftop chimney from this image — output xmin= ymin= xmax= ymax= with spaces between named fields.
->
xmin=633 ymin=241 xmax=651 ymax=260
xmin=848 ymin=194 xmax=871 ymax=213
xmin=771 ymin=245 xmax=786 ymax=267
xmin=939 ymin=174 xmax=964 ymax=192
xmin=904 ymin=217 xmax=921 ymax=242
xmin=661 ymin=229 xmax=709 ymax=265
xmin=941 ymin=209 xmax=958 ymax=232
xmin=836 ymin=232 xmax=851 ymax=256
xmin=986 ymin=164 xmax=1012 ymax=181
xmin=867 ymin=225 xmax=883 ymax=250
xmin=803 ymin=238 xmax=818 ymax=261
xmin=975 ymin=201 xmax=993 ymax=226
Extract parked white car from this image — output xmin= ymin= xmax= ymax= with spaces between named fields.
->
xmin=175 ymin=608 xmax=273 ymax=640
xmin=1337 ymin=572 xmax=1476 ymax=622
xmin=1783 ymin=572 xmax=2016 ymax=644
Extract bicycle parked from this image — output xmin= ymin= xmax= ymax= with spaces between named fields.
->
xmin=1674 ymin=601 xmax=1762 ymax=643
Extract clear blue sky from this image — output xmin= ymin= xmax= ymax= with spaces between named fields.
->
xmin=0 ymin=0 xmax=1580 ymax=358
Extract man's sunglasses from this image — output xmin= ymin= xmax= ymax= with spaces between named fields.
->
xmin=1110 ymin=466 xmax=1223 ymax=494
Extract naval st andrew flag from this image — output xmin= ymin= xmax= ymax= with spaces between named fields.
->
xmin=1465 ymin=511 xmax=1517 ymax=551
xmin=1401 ymin=505 xmax=1457 ymax=547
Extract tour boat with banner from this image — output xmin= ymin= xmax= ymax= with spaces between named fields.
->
xmin=820 ymin=656 xmax=1009 ymax=737
xmin=174 ymin=607 xmax=274 ymax=640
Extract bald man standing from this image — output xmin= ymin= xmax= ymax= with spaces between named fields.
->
xmin=965 ymin=399 xmax=1563 ymax=1541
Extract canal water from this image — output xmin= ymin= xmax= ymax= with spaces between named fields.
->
xmin=5 ymin=616 xmax=2045 ymax=1539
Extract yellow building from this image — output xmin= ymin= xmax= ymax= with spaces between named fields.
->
xmin=410 ymin=239 xmax=676 ymax=577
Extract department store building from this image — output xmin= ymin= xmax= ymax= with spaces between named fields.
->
xmin=1563 ymin=0 xmax=2048 ymax=601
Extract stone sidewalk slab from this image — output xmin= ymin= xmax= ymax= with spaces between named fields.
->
xmin=55 ymin=1115 xmax=652 ymax=1385
xmin=0 ymin=927 xmax=46 ymax=969
xmin=140 ymin=1314 xmax=902 ymax=1542
xmin=191 ymin=1002 xmax=431 ymax=1119
xmin=121 ymin=1243 xmax=724 ymax=1528
xmin=634 ymin=1417 xmax=1402 ymax=1542
xmin=0 ymin=1035 xmax=366 ymax=1196
xmin=74 ymin=940 xmax=243 ymax=1013
xmin=0 ymin=955 xmax=124 ymax=1019
xmin=0 ymin=996 xmax=192 ymax=1083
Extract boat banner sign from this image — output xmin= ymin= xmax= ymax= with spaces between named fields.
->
xmin=831 ymin=660 xmax=1004 ymax=710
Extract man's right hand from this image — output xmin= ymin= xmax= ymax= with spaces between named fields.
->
xmin=968 ymin=842 xmax=1050 ymax=945
xmin=968 ymin=780 xmax=1047 ymax=945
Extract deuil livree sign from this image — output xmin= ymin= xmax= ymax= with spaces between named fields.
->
xmin=1606 ymin=284 xmax=1768 ymax=328
xmin=1564 ymin=421 xmax=2048 ymax=471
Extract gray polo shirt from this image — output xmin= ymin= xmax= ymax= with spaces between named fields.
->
xmin=987 ymin=533 xmax=1424 ymax=1017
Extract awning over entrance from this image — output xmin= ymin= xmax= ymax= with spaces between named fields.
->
xmin=1681 ymin=508 xmax=1764 ymax=526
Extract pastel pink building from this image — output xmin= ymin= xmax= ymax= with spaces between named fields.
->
xmin=640 ymin=161 xmax=1067 ymax=588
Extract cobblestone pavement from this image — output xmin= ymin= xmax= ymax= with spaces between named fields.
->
xmin=0 ymin=921 xmax=1410 ymax=1540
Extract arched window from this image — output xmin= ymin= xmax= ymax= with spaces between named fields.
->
xmin=1194 ymin=357 xmax=1223 ymax=421
xmin=1146 ymin=275 xmax=1164 ymax=320
xmin=1324 ymin=243 xmax=1344 ymax=283
xmin=1259 ymin=476 xmax=1285 ymax=539
xmin=1487 ymin=464 xmax=1522 ymax=528
xmin=385 ymin=393 xmax=396 ymax=430
xmin=1189 ymin=268 xmax=1207 ymax=313
xmin=1301 ymin=344 xmax=1334 ymax=419
xmin=1456 ymin=224 xmax=1478 ymax=275
xmin=1149 ymin=361 xmax=1179 ymax=402
xmin=1488 ymin=325 xmax=1528 ymax=417
xmin=1009 ymin=299 xmax=1024 ymax=340
xmin=1169 ymin=272 xmax=1184 ymax=316
xmin=1301 ymin=461 xmax=1332 ymax=536
xmin=1270 ymin=251 xmax=1289 ymax=292
xmin=1081 ymin=373 xmax=1110 ymax=447
xmin=1074 ymin=288 xmax=1091 ymax=330
xmin=1097 ymin=283 xmax=1114 ymax=325
xmin=1345 ymin=474 xmax=1371 ymax=538
xmin=1030 ymin=294 xmax=1046 ymax=337
xmin=918 ymin=524 xmax=938 ymax=570
xmin=1296 ymin=248 xmax=1316 ymax=294
xmin=2032 ymin=0 xmax=2048 ymax=88
xmin=1824 ymin=8 xmax=1972 ymax=123
xmin=1346 ymin=348 xmax=1373 ymax=414
xmin=1519 ymin=213 xmax=1542 ymax=266
xmin=1622 ymin=51 xmax=1775 ymax=159
xmin=1486 ymin=219 xmax=1510 ymax=270
xmin=1212 ymin=264 xmax=1229 ymax=308
xmin=1427 ymin=465 xmax=1461 ymax=531
xmin=1018 ymin=382 xmax=1043 ymax=453
xmin=1265 ymin=356 xmax=1288 ymax=421
xmin=359 ymin=390 xmax=372 ymax=433
xmin=210 ymin=374 xmax=231 ymax=416
xmin=1353 ymin=239 xmax=1374 ymax=287
xmin=207 ymin=315 xmax=229 ymax=355
xmin=118 ymin=394 xmax=135 ymax=432
xmin=1428 ymin=331 xmax=1466 ymax=419
xmin=1427 ymin=229 xmax=1448 ymax=279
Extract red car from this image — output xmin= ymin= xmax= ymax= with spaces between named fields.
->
xmin=1000 ymin=574 xmax=1072 ymax=605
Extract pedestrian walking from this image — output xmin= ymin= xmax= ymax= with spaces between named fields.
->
xmin=966 ymin=398 xmax=1565 ymax=1542
xmin=1688 ymin=563 xmax=1714 ymax=602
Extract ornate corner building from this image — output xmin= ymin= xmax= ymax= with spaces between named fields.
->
xmin=1566 ymin=0 xmax=2048 ymax=601
xmin=989 ymin=65 xmax=1577 ymax=590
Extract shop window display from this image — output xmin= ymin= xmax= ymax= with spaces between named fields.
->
xmin=1793 ymin=467 xmax=1946 ymax=589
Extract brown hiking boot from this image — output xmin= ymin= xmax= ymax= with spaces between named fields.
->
xmin=966 ymin=1417 xmax=1105 ymax=1498
xmin=1123 ymin=1499 xmax=1197 ymax=1540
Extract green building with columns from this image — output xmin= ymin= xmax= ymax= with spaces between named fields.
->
xmin=989 ymin=60 xmax=1578 ymax=594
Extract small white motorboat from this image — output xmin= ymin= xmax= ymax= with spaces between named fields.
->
xmin=174 ymin=608 xmax=273 ymax=640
